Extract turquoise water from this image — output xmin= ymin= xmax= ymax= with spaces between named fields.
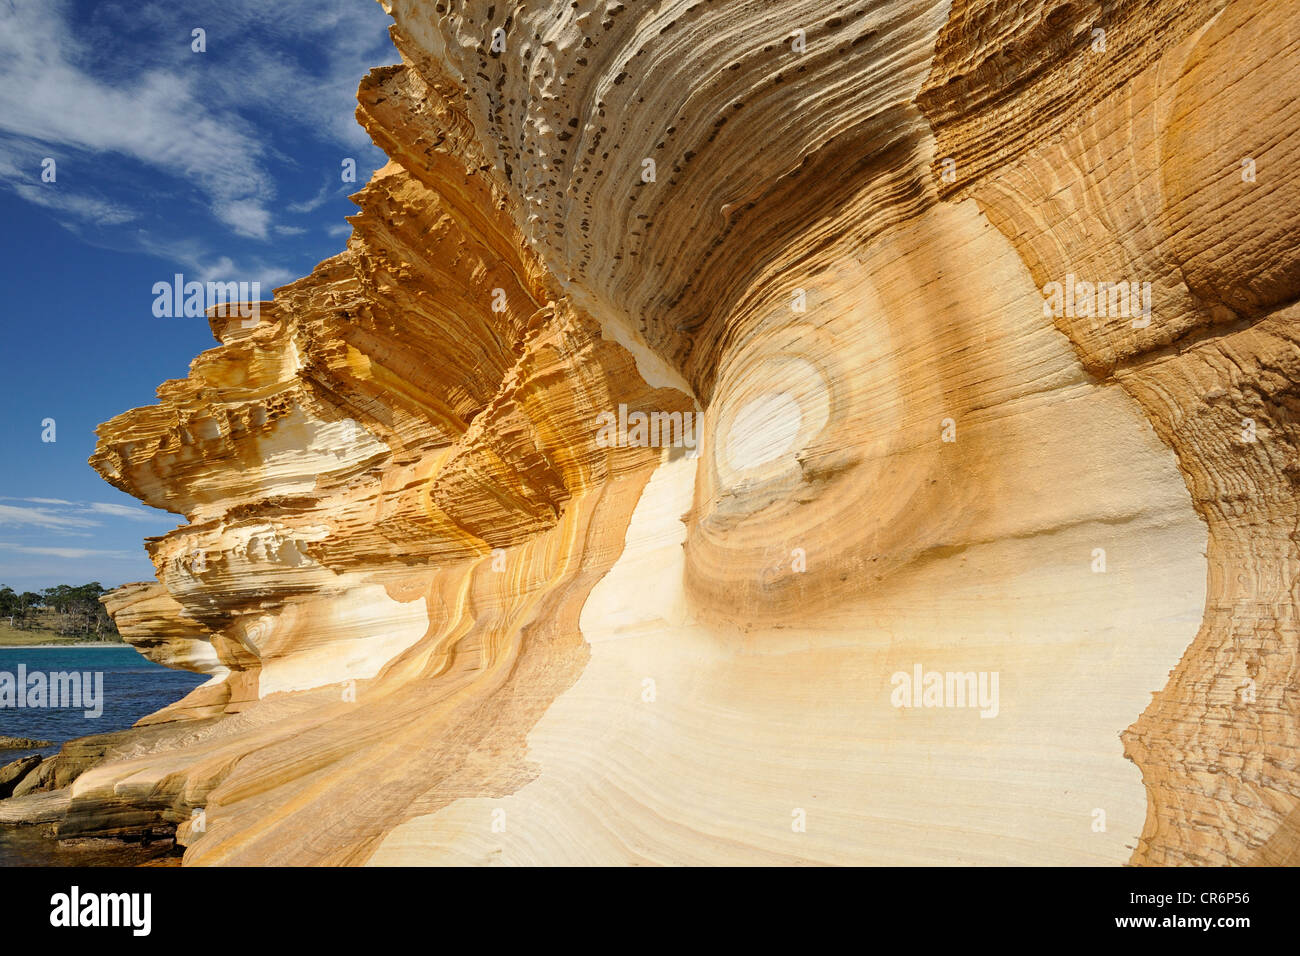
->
xmin=0 ymin=646 xmax=205 ymax=866
xmin=0 ymin=646 xmax=206 ymax=757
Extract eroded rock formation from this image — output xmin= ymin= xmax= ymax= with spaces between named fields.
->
xmin=3 ymin=0 xmax=1298 ymax=865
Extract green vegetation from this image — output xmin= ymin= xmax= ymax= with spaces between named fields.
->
xmin=0 ymin=583 xmax=123 ymax=646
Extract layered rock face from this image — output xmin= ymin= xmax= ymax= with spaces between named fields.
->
xmin=4 ymin=0 xmax=1298 ymax=865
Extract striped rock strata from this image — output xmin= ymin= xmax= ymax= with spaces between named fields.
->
xmin=2 ymin=0 xmax=1297 ymax=865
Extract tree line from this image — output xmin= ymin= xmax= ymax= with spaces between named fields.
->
xmin=0 ymin=583 xmax=122 ymax=639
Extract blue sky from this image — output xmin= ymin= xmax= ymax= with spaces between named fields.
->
xmin=0 ymin=0 xmax=398 ymax=593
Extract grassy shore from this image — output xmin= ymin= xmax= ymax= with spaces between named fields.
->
xmin=0 ymin=616 xmax=125 ymax=648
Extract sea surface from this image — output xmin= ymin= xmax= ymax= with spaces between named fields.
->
xmin=0 ymin=645 xmax=206 ymax=866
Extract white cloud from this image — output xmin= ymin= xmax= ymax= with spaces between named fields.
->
xmin=216 ymin=198 xmax=273 ymax=240
xmin=0 ymin=498 xmax=173 ymax=529
xmin=193 ymin=256 xmax=295 ymax=289
xmin=0 ymin=503 xmax=99 ymax=531
xmin=87 ymin=502 xmax=167 ymax=522
xmin=287 ymin=180 xmax=337 ymax=214
xmin=155 ymin=0 xmax=399 ymax=149
xmin=12 ymin=181 xmax=137 ymax=225
xmin=134 ymin=239 xmax=295 ymax=290
xmin=0 ymin=0 xmax=274 ymax=236
xmin=0 ymin=543 xmax=135 ymax=560
xmin=0 ymin=0 xmax=395 ymax=286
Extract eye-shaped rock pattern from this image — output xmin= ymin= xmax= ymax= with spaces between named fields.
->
xmin=4 ymin=0 xmax=1298 ymax=866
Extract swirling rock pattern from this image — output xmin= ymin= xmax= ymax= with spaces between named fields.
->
xmin=4 ymin=0 xmax=1297 ymax=865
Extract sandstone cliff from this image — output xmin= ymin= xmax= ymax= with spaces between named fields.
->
xmin=3 ymin=0 xmax=1298 ymax=865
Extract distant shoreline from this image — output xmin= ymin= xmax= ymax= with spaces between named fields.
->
xmin=0 ymin=643 xmax=135 ymax=650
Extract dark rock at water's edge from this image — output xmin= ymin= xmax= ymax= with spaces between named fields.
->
xmin=0 ymin=754 xmax=42 ymax=799
xmin=0 ymin=736 xmax=53 ymax=750
xmin=5 ymin=725 xmax=177 ymax=803
xmin=0 ymin=727 xmax=191 ymax=865
xmin=0 ymin=818 xmax=183 ymax=867
xmin=0 ymin=718 xmax=222 ymax=857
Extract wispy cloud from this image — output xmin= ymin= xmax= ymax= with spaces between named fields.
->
xmin=287 ymin=180 xmax=339 ymax=214
xmin=136 ymin=0 xmax=399 ymax=149
xmin=86 ymin=502 xmax=170 ymax=522
xmin=11 ymin=181 xmax=138 ymax=226
xmin=190 ymin=256 xmax=296 ymax=290
xmin=0 ymin=543 xmax=136 ymax=560
xmin=0 ymin=0 xmax=395 ymax=235
xmin=134 ymin=237 xmax=296 ymax=289
xmin=216 ymin=199 xmax=274 ymax=240
xmin=0 ymin=498 xmax=173 ymax=530
xmin=0 ymin=503 xmax=99 ymax=531
xmin=0 ymin=153 xmax=134 ymax=228
xmin=0 ymin=0 xmax=275 ymax=238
